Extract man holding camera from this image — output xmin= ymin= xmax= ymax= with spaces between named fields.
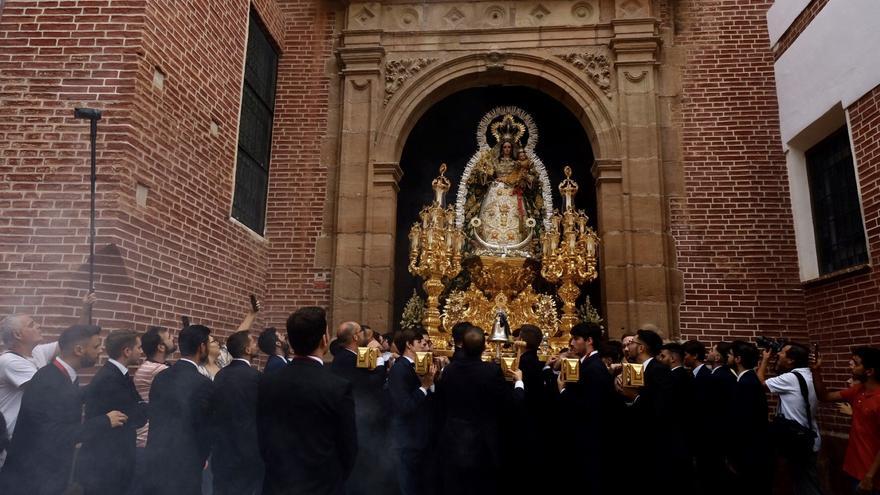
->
xmin=758 ymin=342 xmax=823 ymax=495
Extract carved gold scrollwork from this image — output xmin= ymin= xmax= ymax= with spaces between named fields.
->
xmin=384 ymin=58 xmax=437 ymax=106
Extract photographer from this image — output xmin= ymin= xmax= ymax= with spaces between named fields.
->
xmin=757 ymin=342 xmax=822 ymax=495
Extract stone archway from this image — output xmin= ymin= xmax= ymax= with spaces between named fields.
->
xmin=331 ymin=7 xmax=680 ymax=338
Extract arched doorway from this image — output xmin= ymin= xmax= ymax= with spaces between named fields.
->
xmin=392 ymin=85 xmax=600 ymax=330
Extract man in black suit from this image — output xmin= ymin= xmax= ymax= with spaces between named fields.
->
xmin=728 ymin=340 xmax=771 ymax=495
xmin=684 ymin=339 xmax=714 ymax=492
xmin=145 ymin=325 xmax=216 ymax=495
xmin=330 ymin=321 xmax=388 ymax=495
xmin=0 ymin=324 xmax=128 ymax=495
xmin=259 ymin=327 xmax=289 ymax=373
xmin=435 ymin=326 xmax=523 ymax=494
xmin=555 ymin=322 xmax=622 ymax=493
xmin=212 ymin=330 xmax=263 ymax=495
xmin=618 ymin=328 xmax=672 ymax=493
xmin=658 ymin=342 xmax=695 ymax=483
xmin=77 ymin=329 xmax=148 ymax=494
xmin=388 ymin=328 xmax=436 ymax=495
xmin=449 ymin=321 xmax=470 ymax=362
xmin=258 ymin=306 xmax=357 ymax=495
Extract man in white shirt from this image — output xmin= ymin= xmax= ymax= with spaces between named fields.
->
xmin=0 ymin=293 xmax=96 ymax=447
xmin=758 ymin=342 xmax=823 ymax=495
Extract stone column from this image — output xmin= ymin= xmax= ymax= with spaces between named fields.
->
xmin=606 ymin=10 xmax=678 ymax=338
xmin=332 ymin=4 xmax=388 ymax=330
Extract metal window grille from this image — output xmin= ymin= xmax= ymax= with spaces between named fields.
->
xmin=232 ymin=12 xmax=278 ymax=234
xmin=806 ymin=127 xmax=868 ymax=275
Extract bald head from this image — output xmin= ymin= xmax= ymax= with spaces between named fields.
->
xmin=336 ymin=321 xmax=361 ymax=349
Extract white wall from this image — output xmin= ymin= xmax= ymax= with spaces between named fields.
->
xmin=774 ymin=0 xmax=880 ymax=148
xmin=766 ymin=0 xmax=811 ymax=47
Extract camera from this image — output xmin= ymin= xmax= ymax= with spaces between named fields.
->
xmin=756 ymin=336 xmax=788 ymax=353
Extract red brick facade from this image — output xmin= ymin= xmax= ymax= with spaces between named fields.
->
xmin=671 ymin=0 xmax=807 ymax=344
xmin=0 ymin=0 xmax=334 ymax=345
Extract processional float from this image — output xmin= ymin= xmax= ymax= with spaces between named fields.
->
xmin=406 ymin=106 xmax=600 ymax=364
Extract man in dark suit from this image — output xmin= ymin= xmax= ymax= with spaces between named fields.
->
xmin=684 ymin=339 xmax=714 ymax=492
xmin=212 ymin=330 xmax=263 ymax=495
xmin=77 ymin=329 xmax=148 ymax=494
xmin=658 ymin=342 xmax=695 ymax=483
xmin=728 ymin=340 xmax=771 ymax=495
xmin=258 ymin=306 xmax=357 ymax=495
xmin=618 ymin=328 xmax=672 ymax=493
xmin=449 ymin=321 xmax=470 ymax=362
xmin=0 ymin=324 xmax=127 ymax=495
xmin=436 ymin=326 xmax=523 ymax=494
xmin=259 ymin=327 xmax=289 ymax=373
xmin=555 ymin=322 xmax=622 ymax=494
xmin=145 ymin=325 xmax=216 ymax=495
xmin=330 ymin=321 xmax=388 ymax=495
xmin=388 ymin=328 xmax=436 ymax=495
xmin=707 ymin=341 xmax=737 ymax=495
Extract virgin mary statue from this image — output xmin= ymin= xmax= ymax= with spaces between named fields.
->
xmin=462 ymin=112 xmax=545 ymax=257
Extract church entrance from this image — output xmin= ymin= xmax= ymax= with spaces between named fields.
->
xmin=393 ymin=86 xmax=600 ymax=332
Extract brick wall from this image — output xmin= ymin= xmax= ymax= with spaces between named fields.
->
xmin=669 ymin=0 xmax=807 ymax=344
xmin=0 ymin=0 xmax=336 ymax=349
xmin=806 ymin=84 xmax=880 ymax=433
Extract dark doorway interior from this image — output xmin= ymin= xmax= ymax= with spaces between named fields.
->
xmin=392 ymin=85 xmax=599 ymax=331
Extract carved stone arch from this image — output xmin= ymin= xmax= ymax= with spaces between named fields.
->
xmin=374 ymin=52 xmax=622 ymax=166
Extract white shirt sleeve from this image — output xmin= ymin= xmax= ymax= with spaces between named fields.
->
xmin=766 ymin=373 xmax=797 ymax=395
xmin=31 ymin=342 xmax=59 ymax=369
xmin=1 ymin=355 xmax=38 ymax=388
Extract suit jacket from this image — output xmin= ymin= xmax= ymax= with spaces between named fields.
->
xmin=388 ymin=357 xmax=433 ymax=451
xmin=631 ymin=358 xmax=672 ymax=424
xmin=0 ymin=360 xmax=111 ymax=495
xmin=145 ymin=360 xmax=215 ymax=494
xmin=77 ymin=361 xmax=148 ymax=494
xmin=330 ymin=348 xmax=387 ymax=431
xmin=258 ymin=357 xmax=357 ymax=495
xmin=435 ymin=356 xmax=524 ymax=469
xmin=709 ymin=365 xmax=737 ymax=432
xmin=264 ymin=354 xmax=288 ymax=373
xmin=730 ymin=369 xmax=770 ymax=468
xmin=212 ymin=359 xmax=263 ymax=478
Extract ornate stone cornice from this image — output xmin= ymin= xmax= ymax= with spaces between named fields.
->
xmin=554 ymin=52 xmax=613 ymax=98
xmin=372 ymin=161 xmax=404 ymax=192
xmin=383 ymin=57 xmax=437 ymax=106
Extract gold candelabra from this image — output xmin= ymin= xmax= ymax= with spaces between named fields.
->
xmin=408 ymin=164 xmax=465 ymax=347
xmin=540 ymin=166 xmax=599 ymax=344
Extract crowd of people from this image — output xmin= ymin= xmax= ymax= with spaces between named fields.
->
xmin=0 ymin=296 xmax=879 ymax=495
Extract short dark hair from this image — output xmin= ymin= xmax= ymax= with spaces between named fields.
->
xmin=286 ymin=307 xmax=327 ymax=355
xmin=517 ymin=325 xmax=543 ymax=350
xmin=462 ymin=327 xmax=485 ymax=357
xmin=599 ymin=341 xmax=623 ymax=363
xmin=784 ymin=342 xmax=810 ymax=369
xmin=731 ymin=340 xmax=759 ymax=369
xmin=683 ymin=340 xmax=707 ymax=361
xmin=105 ymin=329 xmax=140 ymax=360
xmin=141 ymin=326 xmax=166 ymax=359
xmin=58 ymin=324 xmax=101 ymax=353
xmin=715 ymin=341 xmax=733 ymax=362
xmin=394 ymin=329 xmax=420 ymax=354
xmin=853 ymin=346 xmax=880 ymax=376
xmin=258 ymin=327 xmax=279 ymax=356
xmin=660 ymin=342 xmax=684 ymax=361
xmin=226 ymin=330 xmax=251 ymax=359
xmin=636 ymin=329 xmax=662 ymax=356
xmin=571 ymin=322 xmax=603 ymax=348
xmin=179 ymin=325 xmax=210 ymax=356
xmin=451 ymin=321 xmax=471 ymax=346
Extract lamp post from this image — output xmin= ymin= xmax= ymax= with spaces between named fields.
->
xmin=74 ymin=107 xmax=102 ymax=325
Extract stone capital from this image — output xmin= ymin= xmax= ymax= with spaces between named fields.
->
xmin=592 ymin=158 xmax=623 ymax=184
xmin=372 ymin=161 xmax=403 ymax=192
xmin=610 ymin=18 xmax=661 ymax=65
xmin=337 ymin=45 xmax=385 ymax=76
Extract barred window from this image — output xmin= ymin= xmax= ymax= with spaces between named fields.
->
xmin=232 ymin=11 xmax=278 ymax=234
xmin=806 ymin=127 xmax=868 ymax=275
